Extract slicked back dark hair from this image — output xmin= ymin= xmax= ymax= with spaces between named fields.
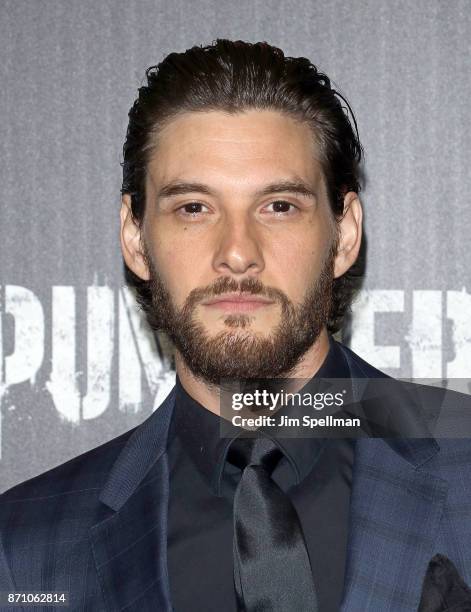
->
xmin=121 ymin=38 xmax=364 ymax=333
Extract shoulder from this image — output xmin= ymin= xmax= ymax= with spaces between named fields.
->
xmin=0 ymin=426 xmax=136 ymax=524
xmin=335 ymin=340 xmax=391 ymax=379
xmin=0 ymin=387 xmax=176 ymax=582
xmin=336 ymin=339 xmax=471 ymax=444
xmin=0 ymin=386 xmax=177 ymax=516
xmin=0 ymin=427 xmax=139 ymax=569
xmin=336 ymin=340 xmax=465 ymax=407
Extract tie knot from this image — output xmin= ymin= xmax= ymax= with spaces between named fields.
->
xmin=227 ymin=434 xmax=283 ymax=475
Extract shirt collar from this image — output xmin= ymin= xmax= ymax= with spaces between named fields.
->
xmin=171 ymin=334 xmax=351 ymax=496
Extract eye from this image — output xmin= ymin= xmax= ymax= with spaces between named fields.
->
xmin=263 ymin=200 xmax=298 ymax=215
xmin=177 ymin=202 xmax=210 ymax=216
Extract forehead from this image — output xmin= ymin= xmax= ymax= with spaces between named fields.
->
xmin=146 ymin=109 xmax=324 ymax=192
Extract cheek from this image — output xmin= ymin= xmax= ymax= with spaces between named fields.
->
xmin=143 ymin=227 xmax=189 ymax=303
xmin=269 ymin=225 xmax=331 ymax=295
xmin=145 ymin=226 xmax=213 ymax=307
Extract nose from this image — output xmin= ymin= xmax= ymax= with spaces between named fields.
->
xmin=212 ymin=213 xmax=265 ymax=276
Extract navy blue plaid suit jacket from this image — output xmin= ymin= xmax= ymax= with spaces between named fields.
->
xmin=0 ymin=341 xmax=470 ymax=611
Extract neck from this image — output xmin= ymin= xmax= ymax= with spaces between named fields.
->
xmin=174 ymin=327 xmax=331 ymax=415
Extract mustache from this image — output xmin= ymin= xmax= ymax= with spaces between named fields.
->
xmin=183 ymin=276 xmax=287 ymax=312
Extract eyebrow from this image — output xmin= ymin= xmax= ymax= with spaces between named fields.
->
xmin=156 ymin=179 xmax=317 ymax=201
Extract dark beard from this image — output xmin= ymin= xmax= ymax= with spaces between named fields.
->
xmin=140 ymin=244 xmax=336 ymax=385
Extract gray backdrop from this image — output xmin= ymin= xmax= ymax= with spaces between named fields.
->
xmin=1 ymin=0 xmax=470 ymax=492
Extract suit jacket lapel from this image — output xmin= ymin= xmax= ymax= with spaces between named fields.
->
xmin=89 ymin=388 xmax=176 ymax=612
xmin=338 ymin=344 xmax=449 ymax=611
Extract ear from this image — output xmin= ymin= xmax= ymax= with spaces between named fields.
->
xmin=333 ymin=191 xmax=363 ymax=279
xmin=120 ymin=194 xmax=150 ymax=281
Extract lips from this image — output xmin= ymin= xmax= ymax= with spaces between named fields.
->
xmin=202 ymin=293 xmax=275 ymax=312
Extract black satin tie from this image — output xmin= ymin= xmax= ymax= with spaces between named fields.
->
xmin=228 ymin=434 xmax=319 ymax=612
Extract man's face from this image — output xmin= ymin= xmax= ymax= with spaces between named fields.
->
xmin=138 ymin=109 xmax=339 ymax=384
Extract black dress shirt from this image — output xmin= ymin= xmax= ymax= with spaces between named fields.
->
xmin=166 ymin=336 xmax=355 ymax=612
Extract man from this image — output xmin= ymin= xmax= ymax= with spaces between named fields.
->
xmin=0 ymin=39 xmax=470 ymax=612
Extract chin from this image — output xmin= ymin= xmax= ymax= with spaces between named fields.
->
xmin=219 ymin=316 xmax=274 ymax=335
